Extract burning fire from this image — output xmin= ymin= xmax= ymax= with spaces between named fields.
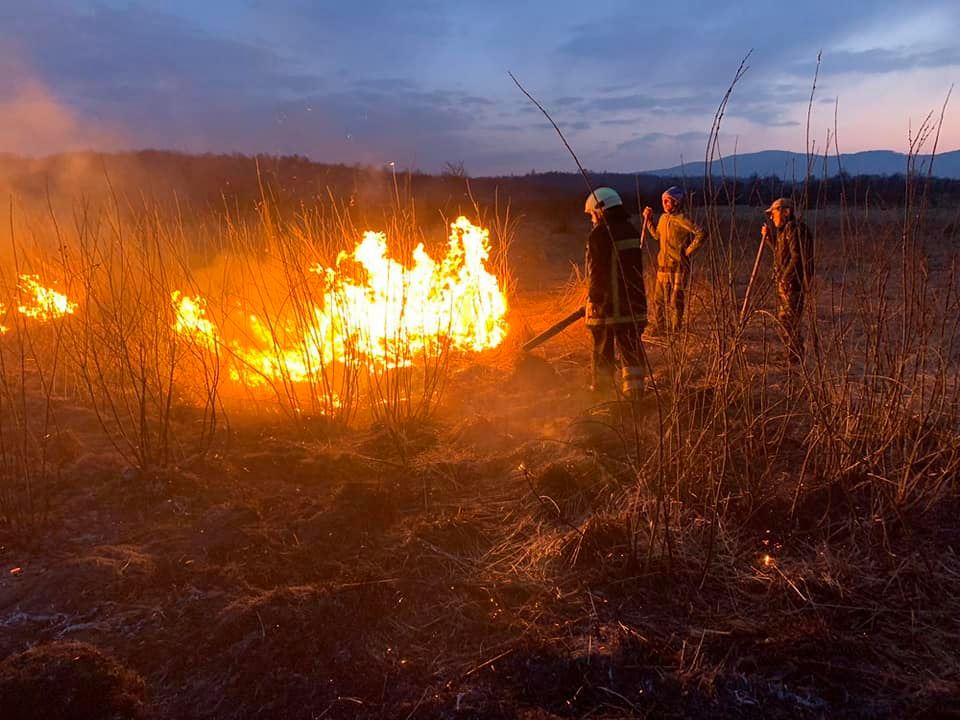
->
xmin=0 ymin=301 xmax=7 ymax=334
xmin=17 ymin=274 xmax=77 ymax=320
xmin=171 ymin=291 xmax=328 ymax=387
xmin=172 ymin=216 xmax=508 ymax=385
xmin=172 ymin=292 xmax=218 ymax=352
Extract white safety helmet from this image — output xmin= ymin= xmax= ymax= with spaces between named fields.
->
xmin=584 ymin=187 xmax=623 ymax=214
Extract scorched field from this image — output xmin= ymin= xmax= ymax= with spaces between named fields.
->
xmin=1 ymin=174 xmax=959 ymax=719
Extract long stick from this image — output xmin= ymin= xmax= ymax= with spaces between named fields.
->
xmin=739 ymin=234 xmax=767 ymax=326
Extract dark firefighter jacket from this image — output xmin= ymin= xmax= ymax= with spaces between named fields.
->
xmin=585 ymin=205 xmax=647 ymax=326
xmin=769 ymin=219 xmax=813 ymax=291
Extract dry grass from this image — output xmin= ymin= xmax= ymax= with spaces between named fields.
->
xmin=0 ymin=157 xmax=958 ymax=717
xmin=0 ymin=176 xmax=517 ymax=486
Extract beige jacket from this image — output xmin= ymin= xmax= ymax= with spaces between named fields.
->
xmin=645 ymin=212 xmax=705 ymax=270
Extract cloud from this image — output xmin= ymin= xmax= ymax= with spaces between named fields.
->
xmin=455 ymin=146 xmax=576 ymax=177
xmin=0 ymin=0 xmax=956 ymax=174
xmin=591 ymin=94 xmax=712 ymax=115
xmin=0 ymin=3 xmax=319 ymax=103
xmin=639 ymin=131 xmax=708 ymax=143
xmin=354 ymin=78 xmax=420 ymax=92
xmin=603 ymin=130 xmax=713 ymax=170
xmin=582 ymin=90 xmax=806 ymax=129
xmin=808 ymin=46 xmax=960 ymax=75
xmin=598 ymin=118 xmax=642 ymax=127
xmin=239 ymin=81 xmax=513 ymax=172
xmin=244 ymin=0 xmax=452 ymax=72
xmin=616 ymin=131 xmax=709 ymax=153
xmin=550 ymin=0 xmax=950 ymax=134
xmin=533 ymin=121 xmax=591 ymax=132
xmin=0 ymin=1 xmax=500 ymax=170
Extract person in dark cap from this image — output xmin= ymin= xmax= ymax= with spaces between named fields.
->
xmin=761 ymin=197 xmax=813 ymax=363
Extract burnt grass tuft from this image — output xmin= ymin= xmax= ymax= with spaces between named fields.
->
xmin=0 ymin=641 xmax=149 ymax=720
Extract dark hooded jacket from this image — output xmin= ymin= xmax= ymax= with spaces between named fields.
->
xmin=585 ymin=205 xmax=647 ymax=326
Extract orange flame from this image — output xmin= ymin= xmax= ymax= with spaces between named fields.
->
xmin=171 ymin=291 xmax=218 ymax=351
xmin=0 ymin=301 xmax=7 ymax=334
xmin=17 ymin=274 xmax=77 ymax=320
xmin=172 ymin=217 xmax=508 ymax=385
xmin=312 ymin=216 xmax=508 ymax=365
xmin=171 ymin=291 xmax=306 ymax=388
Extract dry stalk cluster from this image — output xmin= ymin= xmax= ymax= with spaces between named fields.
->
xmin=615 ymin=76 xmax=960 ymax=578
xmin=0 ymin=178 xmax=516 ymax=536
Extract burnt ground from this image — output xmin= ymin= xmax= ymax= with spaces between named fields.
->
xmin=2 ymin=286 xmax=960 ymax=720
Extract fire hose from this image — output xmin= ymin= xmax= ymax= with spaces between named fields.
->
xmin=521 ymin=306 xmax=585 ymax=352
xmin=523 ymin=218 xmax=648 ymax=353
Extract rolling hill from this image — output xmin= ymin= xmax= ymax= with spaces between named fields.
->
xmin=642 ymin=149 xmax=960 ymax=179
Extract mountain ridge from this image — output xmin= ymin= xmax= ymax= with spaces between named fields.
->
xmin=641 ymin=149 xmax=960 ymax=179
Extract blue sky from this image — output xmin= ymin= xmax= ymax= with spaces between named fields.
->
xmin=0 ymin=0 xmax=957 ymax=174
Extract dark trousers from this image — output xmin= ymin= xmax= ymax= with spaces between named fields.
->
xmin=590 ymin=322 xmax=646 ymax=394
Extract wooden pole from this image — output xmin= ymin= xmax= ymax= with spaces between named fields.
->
xmin=739 ymin=229 xmax=768 ymax=326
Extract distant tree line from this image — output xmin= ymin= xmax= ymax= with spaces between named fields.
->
xmin=2 ymin=151 xmax=958 ymax=220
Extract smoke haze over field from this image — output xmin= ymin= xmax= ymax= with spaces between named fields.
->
xmin=0 ymin=1 xmax=957 ymax=174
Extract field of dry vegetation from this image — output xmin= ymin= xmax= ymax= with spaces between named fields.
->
xmin=0 ymin=156 xmax=959 ymax=719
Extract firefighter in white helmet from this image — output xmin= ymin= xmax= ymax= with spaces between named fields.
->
xmin=583 ymin=187 xmax=647 ymax=398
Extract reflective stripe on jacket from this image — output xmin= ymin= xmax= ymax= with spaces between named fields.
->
xmin=585 ymin=206 xmax=647 ymax=326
